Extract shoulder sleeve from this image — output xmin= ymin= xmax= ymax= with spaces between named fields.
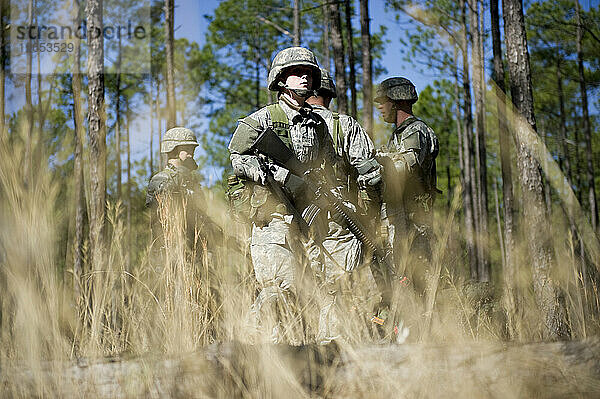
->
xmin=228 ymin=107 xmax=270 ymax=155
xmin=145 ymin=172 xmax=173 ymax=208
xmin=339 ymin=114 xmax=375 ymax=167
xmin=393 ymin=121 xmax=438 ymax=170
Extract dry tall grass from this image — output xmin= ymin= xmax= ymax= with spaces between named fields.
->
xmin=2 ymin=105 xmax=600 ymax=398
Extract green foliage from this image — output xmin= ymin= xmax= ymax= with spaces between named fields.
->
xmin=413 ymin=80 xmax=460 ymax=208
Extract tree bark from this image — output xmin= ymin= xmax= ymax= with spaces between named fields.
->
xmin=556 ymin=56 xmax=571 ymax=187
xmin=468 ymin=0 xmax=489 ymax=281
xmin=86 ymin=0 xmax=106 ymax=272
xmin=0 ymin=0 xmax=6 ymax=136
xmin=491 ymin=0 xmax=517 ymax=338
xmin=293 ymin=0 xmax=301 ymax=46
xmin=494 ymin=181 xmax=506 ymax=271
xmin=359 ymin=0 xmax=373 ymax=136
xmin=115 ymin=35 xmax=122 ymax=199
xmin=344 ymin=0 xmax=357 ymax=118
xmin=25 ymin=0 xmax=34 ymax=176
xmin=575 ymin=0 xmax=597 ymax=234
xmin=165 ymin=0 xmax=176 ymax=128
xmin=503 ymin=0 xmax=569 ymax=340
xmin=150 ymin=85 xmax=154 ymax=177
xmin=126 ymin=105 xmax=131 ymax=269
xmin=322 ymin=1 xmax=331 ymax=71
xmin=71 ymin=0 xmax=85 ymax=301
xmin=155 ymin=81 xmax=162 ymax=169
xmin=328 ymin=1 xmax=348 ymax=114
xmin=460 ymin=0 xmax=478 ymax=280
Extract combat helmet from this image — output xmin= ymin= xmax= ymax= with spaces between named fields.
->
xmin=267 ymin=47 xmax=321 ymax=92
xmin=317 ymin=68 xmax=337 ymax=98
xmin=375 ymin=77 xmax=418 ymax=104
xmin=160 ymin=127 xmax=199 ymax=154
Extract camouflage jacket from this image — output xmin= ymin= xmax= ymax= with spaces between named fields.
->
xmin=145 ymin=163 xmax=204 ymax=209
xmin=310 ymin=105 xmax=378 ymax=179
xmin=378 ymin=116 xmax=439 ymax=215
xmin=229 ymin=98 xmax=338 ymax=187
xmin=310 ymin=104 xmax=382 ymax=214
xmin=146 ymin=163 xmax=215 ymax=245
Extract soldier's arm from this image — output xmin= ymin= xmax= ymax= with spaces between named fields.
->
xmin=341 ymin=116 xmax=382 ymax=188
xmin=389 ymin=122 xmax=434 ymax=175
xmin=145 ymin=173 xmax=172 ymax=208
xmin=229 ymin=109 xmax=293 ymax=186
xmin=340 ymin=115 xmax=383 ymax=214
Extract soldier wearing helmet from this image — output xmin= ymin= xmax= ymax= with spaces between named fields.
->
xmin=375 ymin=77 xmax=439 ymax=274
xmin=146 ymin=127 xmax=216 ymax=251
xmin=146 ymin=127 xmax=200 ymax=209
xmin=306 ymin=68 xmax=383 ymax=342
xmin=228 ymin=47 xmax=338 ymax=344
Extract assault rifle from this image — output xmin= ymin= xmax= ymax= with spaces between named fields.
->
xmin=248 ymin=127 xmax=397 ymax=301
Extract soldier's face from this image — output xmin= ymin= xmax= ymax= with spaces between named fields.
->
xmin=376 ymin=98 xmax=396 ymax=123
xmin=177 ymin=145 xmax=196 ymax=161
xmin=177 ymin=145 xmax=198 ymax=170
xmin=283 ymin=66 xmax=313 ymax=90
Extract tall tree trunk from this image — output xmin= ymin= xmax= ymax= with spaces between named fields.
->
xmin=165 ymin=0 xmax=176 ymax=128
xmin=491 ymin=0 xmax=517 ymax=338
xmin=446 ymin=164 xmax=452 ymax=210
xmin=503 ymin=0 xmax=569 ymax=340
xmin=71 ymin=0 xmax=85 ymax=301
xmin=255 ymin=56 xmax=260 ymax=109
xmin=359 ymin=0 xmax=373 ymax=136
xmin=328 ymin=1 xmax=348 ymax=114
xmin=322 ymin=0 xmax=331 ymax=71
xmin=556 ymin=56 xmax=571 ymax=186
xmin=126 ymin=106 xmax=131 ymax=269
xmin=150 ymin=85 xmax=154 ymax=177
xmin=293 ymin=0 xmax=301 ymax=46
xmin=494 ymin=181 xmax=506 ymax=270
xmin=575 ymin=0 xmax=597 ymax=233
xmin=543 ymin=129 xmax=552 ymax=215
xmin=344 ymin=0 xmax=357 ymax=118
xmin=469 ymin=0 xmax=489 ymax=281
xmin=86 ymin=0 xmax=106 ymax=271
xmin=460 ymin=0 xmax=478 ymax=280
xmin=155 ymin=80 xmax=162 ymax=169
xmin=115 ymin=35 xmax=122 ymax=199
xmin=25 ymin=0 xmax=33 ymax=176
xmin=574 ymin=126 xmax=583 ymax=204
xmin=0 ymin=0 xmax=6 ymax=136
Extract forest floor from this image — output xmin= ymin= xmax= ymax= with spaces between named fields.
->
xmin=3 ymin=338 xmax=600 ymax=398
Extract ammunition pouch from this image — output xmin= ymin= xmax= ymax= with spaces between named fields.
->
xmin=250 ymin=185 xmax=286 ymax=225
xmin=229 ymin=117 xmax=262 ymax=154
xmin=283 ymin=172 xmax=306 ymax=199
xmin=226 ymin=174 xmax=253 ymax=221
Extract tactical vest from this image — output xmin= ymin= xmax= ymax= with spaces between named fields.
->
xmin=331 ymin=111 xmax=343 ymax=154
xmin=227 ymin=103 xmax=331 ymax=224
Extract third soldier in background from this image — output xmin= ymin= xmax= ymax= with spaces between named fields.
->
xmin=306 ymin=68 xmax=384 ymax=342
xmin=375 ymin=77 xmax=440 ymax=295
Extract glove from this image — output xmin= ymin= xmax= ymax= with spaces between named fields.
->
xmin=283 ymin=172 xmax=306 ymax=198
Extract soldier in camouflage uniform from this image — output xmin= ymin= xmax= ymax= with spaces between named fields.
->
xmin=228 ymin=47 xmax=338 ymax=344
xmin=306 ymin=69 xmax=383 ymax=342
xmin=146 ymin=127 xmax=211 ymax=257
xmin=375 ymin=77 xmax=439 ymax=281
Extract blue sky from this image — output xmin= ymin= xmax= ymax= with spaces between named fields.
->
xmin=174 ymin=0 xmax=436 ymax=92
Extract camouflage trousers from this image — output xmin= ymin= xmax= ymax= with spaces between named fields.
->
xmin=250 ymin=213 xmax=323 ymax=344
xmin=318 ymin=218 xmax=378 ymax=343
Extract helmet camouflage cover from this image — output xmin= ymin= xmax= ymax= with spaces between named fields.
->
xmin=375 ymin=77 xmax=418 ymax=103
xmin=317 ymin=68 xmax=337 ymax=98
xmin=160 ymin=127 xmax=199 ymax=154
xmin=267 ymin=47 xmax=321 ymax=92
